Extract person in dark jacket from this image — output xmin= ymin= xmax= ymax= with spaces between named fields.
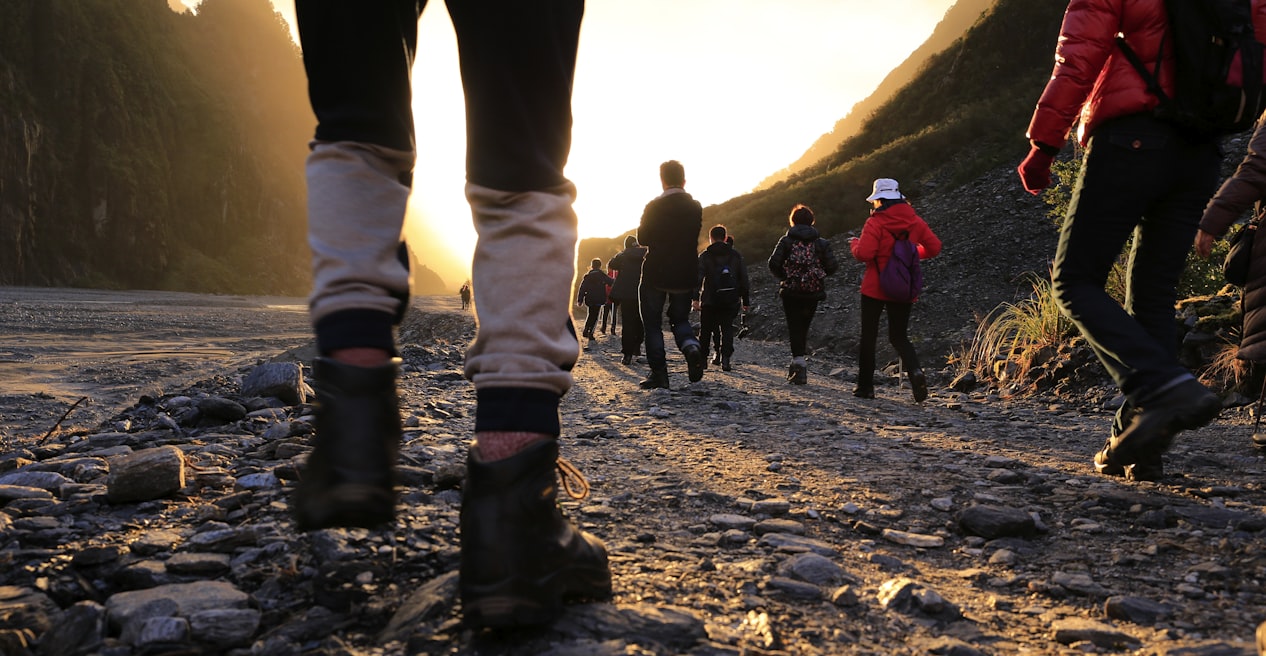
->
xmin=608 ymin=235 xmax=647 ymax=366
xmin=768 ymin=204 xmax=839 ymax=385
xmin=849 ymin=178 xmax=941 ymax=402
xmin=1017 ymin=0 xmax=1266 ymax=481
xmin=576 ymin=258 xmax=614 ymax=342
xmin=694 ymin=225 xmax=750 ymax=372
xmin=1196 ymin=112 xmax=1266 ymax=450
xmin=637 ymin=160 xmax=705 ymax=389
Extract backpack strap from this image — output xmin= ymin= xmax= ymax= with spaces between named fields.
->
xmin=1116 ymin=32 xmax=1171 ymax=104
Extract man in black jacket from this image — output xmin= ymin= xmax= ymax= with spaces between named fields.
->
xmin=694 ymin=225 xmax=749 ymax=371
xmin=607 ymin=235 xmax=647 ymax=366
xmin=636 ymin=160 xmax=704 ymax=389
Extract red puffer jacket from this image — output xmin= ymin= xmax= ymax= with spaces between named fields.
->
xmin=850 ymin=202 xmax=941 ymax=303
xmin=1027 ymin=0 xmax=1266 ymax=148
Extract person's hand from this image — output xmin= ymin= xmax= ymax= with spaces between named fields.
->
xmin=1194 ymin=229 xmax=1216 ymax=259
xmin=691 ymin=300 xmax=701 ymax=311
xmin=1017 ymin=146 xmax=1056 ymax=195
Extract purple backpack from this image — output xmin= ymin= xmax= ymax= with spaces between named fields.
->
xmin=878 ymin=230 xmax=923 ymax=303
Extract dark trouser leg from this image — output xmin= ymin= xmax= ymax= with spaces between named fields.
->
xmin=620 ymin=298 xmax=643 ymax=355
xmin=857 ymin=294 xmax=883 ymax=391
xmin=699 ymin=305 xmax=720 ymax=363
xmin=1050 ymin=114 xmax=1219 ymax=403
xmin=640 ymin=285 xmax=669 ymax=370
xmin=667 ymin=292 xmax=699 ymax=352
xmin=718 ymin=303 xmax=739 ymax=357
xmin=583 ymin=304 xmax=601 ymax=337
xmin=885 ymin=300 xmax=920 ymax=372
xmin=782 ymin=296 xmax=818 ymax=357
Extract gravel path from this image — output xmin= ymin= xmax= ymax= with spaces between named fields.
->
xmin=1 ymin=292 xmax=1264 ymax=655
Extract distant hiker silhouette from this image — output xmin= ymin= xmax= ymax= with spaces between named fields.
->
xmin=694 ymin=225 xmax=749 ymax=372
xmin=292 ymin=0 xmax=610 ymax=630
xmin=608 ymin=235 xmax=647 ymax=366
xmin=636 ymin=160 xmax=705 ymax=389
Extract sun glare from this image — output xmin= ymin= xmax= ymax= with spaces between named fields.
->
xmin=265 ymin=0 xmax=959 ymax=291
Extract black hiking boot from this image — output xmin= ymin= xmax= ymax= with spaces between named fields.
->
xmin=639 ymin=368 xmax=669 ymax=389
xmin=909 ymin=369 xmax=928 ymax=403
xmin=712 ymin=352 xmax=722 ymax=366
xmin=293 ymin=357 xmax=401 ymax=531
xmin=853 ymin=386 xmax=874 ymax=399
xmin=460 ymin=441 xmax=612 ymax=629
xmin=684 ymin=343 xmax=705 ymax=383
xmin=621 ymin=353 xmax=633 ymax=366
xmin=1097 ymin=379 xmax=1220 ymax=472
xmin=721 ymin=355 xmax=732 ymax=372
xmin=788 ymin=363 xmax=807 ymax=385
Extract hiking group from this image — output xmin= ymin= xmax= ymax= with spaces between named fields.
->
xmin=289 ymin=0 xmax=1266 ymax=637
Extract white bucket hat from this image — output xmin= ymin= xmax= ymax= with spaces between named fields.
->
xmin=865 ymin=178 xmax=904 ymax=201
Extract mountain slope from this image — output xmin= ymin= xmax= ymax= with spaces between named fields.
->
xmin=0 ymin=0 xmax=313 ymax=294
xmin=755 ymin=0 xmax=999 ymax=191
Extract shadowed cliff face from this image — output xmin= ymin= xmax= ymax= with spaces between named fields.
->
xmin=0 ymin=0 xmax=314 ymax=295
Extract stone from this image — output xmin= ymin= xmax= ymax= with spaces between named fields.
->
xmin=106 ymin=446 xmax=185 ymax=503
xmin=550 ymin=604 xmax=707 ymax=652
xmin=106 ymin=581 xmax=250 ymax=631
xmin=778 ymin=553 xmax=843 ymax=586
xmin=136 ymin=616 xmax=189 ymax=645
xmin=1104 ymin=595 xmax=1171 ymax=625
xmin=241 ymin=362 xmax=306 ymax=405
xmin=766 ymin=577 xmax=821 ymax=599
xmin=757 ymin=533 xmax=838 ymax=556
xmin=958 ymin=505 xmax=1036 ymax=539
xmin=753 ymin=518 xmax=804 ymax=535
xmin=882 ymin=528 xmax=945 ymax=548
xmin=379 ymin=571 xmax=459 ymax=643
xmin=33 ymin=601 xmax=104 ymax=656
xmin=188 ymin=608 xmax=262 ymax=646
xmin=165 ymin=552 xmax=232 ymax=577
xmin=197 ymin=396 xmax=248 ymax=422
xmin=0 ymin=470 xmax=73 ymax=492
xmin=708 ymin=514 xmax=756 ymax=531
xmin=1049 ymin=618 xmax=1140 ymax=649
xmin=751 ymin=498 xmax=791 ymax=516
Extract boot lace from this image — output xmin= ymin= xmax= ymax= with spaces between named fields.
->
xmin=556 ymin=457 xmax=591 ymax=500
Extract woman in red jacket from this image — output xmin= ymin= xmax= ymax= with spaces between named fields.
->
xmin=1018 ymin=0 xmax=1266 ymax=481
xmin=849 ymin=178 xmax=941 ymax=402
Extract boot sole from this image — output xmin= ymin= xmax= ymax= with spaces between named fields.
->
xmin=685 ymin=348 xmax=705 ymax=383
xmin=293 ymin=483 xmax=394 ymax=531
xmin=462 ymin=567 xmax=613 ymax=629
xmin=1103 ymin=393 xmax=1220 ymax=468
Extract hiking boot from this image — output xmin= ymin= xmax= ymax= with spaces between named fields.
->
xmin=684 ymin=344 xmax=705 ymax=383
xmin=1098 ymin=379 xmax=1221 ymax=470
xmin=460 ymin=440 xmax=612 ymax=629
xmin=721 ymin=356 xmax=732 ymax=372
xmin=621 ymin=353 xmax=633 ymax=366
xmin=853 ymin=387 xmax=875 ymax=399
xmin=293 ymin=357 xmax=401 ymax=531
xmin=909 ymin=369 xmax=928 ymax=403
xmin=712 ymin=352 xmax=722 ymax=366
xmin=1093 ymin=439 xmax=1164 ymax=481
xmin=639 ymin=368 xmax=669 ymax=389
xmin=788 ymin=363 xmax=808 ymax=385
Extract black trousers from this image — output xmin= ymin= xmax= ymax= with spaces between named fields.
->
xmin=780 ymin=296 xmax=819 ymax=357
xmin=700 ymin=303 xmax=740 ymax=361
xmin=857 ymin=293 xmax=920 ymax=391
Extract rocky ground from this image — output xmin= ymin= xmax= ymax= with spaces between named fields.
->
xmin=2 ymin=290 xmax=1266 ymax=655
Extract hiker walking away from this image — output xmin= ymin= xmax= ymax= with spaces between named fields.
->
xmin=290 ymin=0 xmax=610 ymax=629
xmin=599 ymin=266 xmax=617 ymax=335
xmin=1018 ymin=0 xmax=1266 ymax=480
xmin=694 ymin=225 xmax=750 ymax=372
xmin=707 ymin=235 xmax=739 ymax=364
xmin=637 ymin=160 xmax=705 ymax=389
xmin=459 ymin=281 xmax=472 ymax=310
xmin=608 ymin=235 xmax=647 ymax=366
xmin=1196 ymin=111 xmax=1266 ymax=452
xmin=848 ymin=178 xmax=941 ymax=402
xmin=768 ymin=204 xmax=839 ymax=385
xmin=576 ymin=258 xmax=614 ymax=344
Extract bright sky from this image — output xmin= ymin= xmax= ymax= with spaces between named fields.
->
xmin=180 ymin=0 xmax=961 ymax=288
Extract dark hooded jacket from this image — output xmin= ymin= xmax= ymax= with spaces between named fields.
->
xmin=1200 ymin=117 xmax=1266 ymax=362
xmin=638 ymin=188 xmax=703 ymax=292
xmin=697 ymin=241 xmax=750 ymax=307
xmin=768 ymin=224 xmax=839 ymax=301
xmin=607 ymin=241 xmax=647 ymax=302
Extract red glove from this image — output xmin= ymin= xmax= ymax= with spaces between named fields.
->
xmin=1017 ymin=146 xmax=1055 ymax=195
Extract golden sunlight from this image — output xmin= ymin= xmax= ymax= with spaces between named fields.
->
xmin=268 ymin=0 xmax=959 ymax=291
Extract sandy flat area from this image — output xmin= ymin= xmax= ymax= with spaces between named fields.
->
xmin=0 ymin=287 xmax=317 ymax=441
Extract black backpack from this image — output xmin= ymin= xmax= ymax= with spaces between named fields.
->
xmin=1116 ymin=0 xmax=1266 ymax=134
xmin=710 ymin=254 xmax=741 ymax=305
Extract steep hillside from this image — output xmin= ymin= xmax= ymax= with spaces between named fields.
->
xmin=756 ymin=0 xmax=999 ymax=190
xmin=0 ymin=0 xmax=313 ymax=295
xmin=708 ymin=0 xmax=1068 ymax=250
